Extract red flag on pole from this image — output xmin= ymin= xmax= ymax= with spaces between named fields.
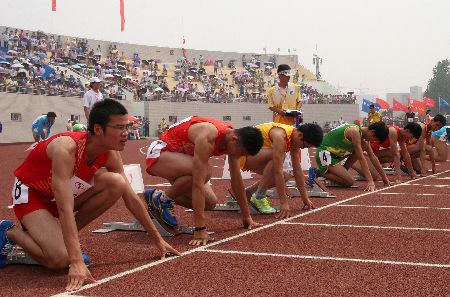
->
xmin=182 ymin=36 xmax=187 ymax=58
xmin=393 ymin=98 xmax=408 ymax=112
xmin=423 ymin=96 xmax=435 ymax=108
xmin=120 ymin=0 xmax=125 ymax=31
xmin=376 ymin=98 xmax=390 ymax=110
xmin=408 ymin=98 xmax=426 ymax=115
xmin=52 ymin=0 xmax=56 ymax=11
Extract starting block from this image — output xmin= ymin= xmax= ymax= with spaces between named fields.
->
xmin=93 ymin=164 xmax=210 ymax=237
xmin=354 ymin=175 xmax=367 ymax=181
xmin=383 ymin=168 xmax=408 ymax=176
xmin=325 ymin=181 xmax=359 ymax=188
xmin=212 ymin=191 xmax=280 ymax=214
xmin=266 ymin=180 xmax=336 ymax=199
xmin=6 ymin=246 xmax=39 ymax=265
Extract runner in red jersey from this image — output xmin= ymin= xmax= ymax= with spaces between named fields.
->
xmin=406 ymin=115 xmax=446 ymax=175
xmin=146 ymin=116 xmax=264 ymax=246
xmin=366 ymin=123 xmax=421 ymax=182
xmin=1 ymin=100 xmax=179 ymax=292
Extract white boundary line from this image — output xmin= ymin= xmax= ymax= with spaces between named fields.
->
xmin=337 ymin=205 xmax=450 ymax=210
xmin=378 ymin=192 xmax=441 ymax=196
xmin=282 ymin=222 xmax=450 ymax=232
xmin=202 ymin=249 xmax=450 ymax=269
xmin=139 ymin=145 xmax=147 ymax=156
xmin=52 ymin=169 xmax=450 ymax=296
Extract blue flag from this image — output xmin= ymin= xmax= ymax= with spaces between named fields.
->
xmin=439 ymin=98 xmax=450 ymax=109
xmin=41 ymin=64 xmax=54 ymax=81
xmin=361 ymin=99 xmax=380 ymax=113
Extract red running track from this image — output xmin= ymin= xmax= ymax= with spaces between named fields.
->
xmin=0 ymin=140 xmax=449 ymax=296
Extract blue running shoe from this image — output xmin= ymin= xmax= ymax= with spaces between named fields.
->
xmin=145 ymin=189 xmax=178 ymax=227
xmin=82 ymin=251 xmax=90 ymax=266
xmin=0 ymin=220 xmax=16 ymax=268
xmin=307 ymin=166 xmax=320 ymax=187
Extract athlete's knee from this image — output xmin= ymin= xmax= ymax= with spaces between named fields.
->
xmin=97 ymin=172 xmax=127 ymax=196
xmin=342 ymin=176 xmax=355 ymax=187
xmin=44 ymin=250 xmax=70 ymax=269
xmin=204 ymin=195 xmax=218 ymax=210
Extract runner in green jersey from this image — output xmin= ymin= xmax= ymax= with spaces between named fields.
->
xmin=315 ymin=122 xmax=391 ymax=191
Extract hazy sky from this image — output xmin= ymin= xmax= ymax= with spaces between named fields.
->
xmin=2 ymin=0 xmax=450 ymax=97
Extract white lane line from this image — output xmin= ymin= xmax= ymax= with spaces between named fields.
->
xmin=281 ymin=222 xmax=450 ymax=232
xmin=52 ymin=169 xmax=450 ymax=296
xmin=202 ymin=249 xmax=450 ymax=269
xmin=145 ymin=183 xmax=171 ymax=187
xmin=408 ymin=184 xmax=449 ymax=188
xmin=337 ymin=205 xmax=450 ymax=210
xmin=435 ymin=177 xmax=450 ymax=180
xmin=378 ymin=192 xmax=440 ymax=196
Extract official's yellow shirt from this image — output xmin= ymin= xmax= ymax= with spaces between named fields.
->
xmin=267 ymin=83 xmax=302 ymax=125
xmin=368 ymin=111 xmax=382 ymax=123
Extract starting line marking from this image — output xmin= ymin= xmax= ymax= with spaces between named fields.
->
xmin=407 ymin=184 xmax=449 ymax=188
xmin=281 ymin=222 xmax=450 ymax=232
xmin=378 ymin=192 xmax=440 ymax=196
xmin=52 ymin=169 xmax=450 ymax=296
xmin=202 ymin=249 xmax=450 ymax=269
xmin=337 ymin=205 xmax=450 ymax=210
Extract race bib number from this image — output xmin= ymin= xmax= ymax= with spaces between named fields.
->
xmin=71 ymin=176 xmax=92 ymax=198
xmin=408 ymin=118 xmax=413 ymax=122
xmin=146 ymin=140 xmax=167 ymax=159
xmin=319 ymin=150 xmax=332 ymax=166
xmin=11 ymin=178 xmax=29 ymax=205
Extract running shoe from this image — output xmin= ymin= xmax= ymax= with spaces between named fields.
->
xmin=0 ymin=220 xmax=16 ymax=268
xmin=144 ymin=189 xmax=178 ymax=227
xmin=249 ymin=193 xmax=276 ymax=214
xmin=82 ymin=251 xmax=90 ymax=266
xmin=307 ymin=166 xmax=320 ymax=187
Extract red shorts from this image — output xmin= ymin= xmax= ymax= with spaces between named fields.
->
xmin=12 ymin=179 xmax=59 ymax=221
xmin=145 ymin=140 xmax=168 ymax=174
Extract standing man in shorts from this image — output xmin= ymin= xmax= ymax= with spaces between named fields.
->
xmin=145 ymin=116 xmax=264 ymax=246
xmin=0 ymin=99 xmax=179 ymax=292
xmin=240 ymin=122 xmax=323 ymax=219
xmin=314 ymin=122 xmax=391 ymax=191
xmin=31 ymin=112 xmax=57 ymax=142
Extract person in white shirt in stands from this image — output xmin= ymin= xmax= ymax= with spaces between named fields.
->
xmin=83 ymin=77 xmax=104 ymax=121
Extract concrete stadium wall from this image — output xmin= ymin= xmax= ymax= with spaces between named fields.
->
xmin=1 ymin=92 xmax=359 ymax=142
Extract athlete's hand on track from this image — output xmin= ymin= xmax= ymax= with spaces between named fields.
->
xmin=383 ymin=179 xmax=392 ymax=186
xmin=301 ymin=198 xmax=315 ymax=211
xmin=394 ymin=174 xmax=402 ymax=184
xmin=275 ymin=203 xmax=291 ymax=219
xmin=243 ymin=216 xmax=262 ymax=230
xmin=364 ymin=182 xmax=376 ymax=192
xmin=156 ymin=239 xmax=181 ymax=259
xmin=189 ymin=229 xmax=214 ymax=246
xmin=66 ymin=262 xmax=96 ymax=292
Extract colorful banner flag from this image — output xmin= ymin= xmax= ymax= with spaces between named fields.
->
xmin=423 ymin=96 xmax=435 ymax=108
xmin=361 ymin=99 xmax=380 ymax=113
xmin=440 ymin=98 xmax=450 ymax=109
xmin=120 ymin=0 xmax=125 ymax=31
xmin=52 ymin=0 xmax=56 ymax=11
xmin=393 ymin=98 xmax=408 ymax=112
xmin=408 ymin=98 xmax=426 ymax=115
xmin=376 ymin=98 xmax=390 ymax=110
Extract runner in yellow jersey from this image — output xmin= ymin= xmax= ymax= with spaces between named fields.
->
xmin=240 ymin=122 xmax=323 ymax=219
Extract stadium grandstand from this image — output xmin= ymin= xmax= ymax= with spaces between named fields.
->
xmin=0 ymin=26 xmax=359 ymax=143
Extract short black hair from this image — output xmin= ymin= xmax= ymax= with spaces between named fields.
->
xmin=404 ymin=122 xmax=422 ymax=139
xmin=88 ymin=99 xmax=128 ymax=134
xmin=369 ymin=104 xmax=375 ymax=108
xmin=47 ymin=112 xmax=57 ymax=118
xmin=235 ymin=126 xmax=263 ymax=156
xmin=368 ymin=121 xmax=389 ymax=142
xmin=433 ymin=114 xmax=446 ymax=126
xmin=297 ymin=123 xmax=323 ymax=147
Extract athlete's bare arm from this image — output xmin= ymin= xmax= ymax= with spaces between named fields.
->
xmin=345 ymin=127 xmax=376 ymax=191
xmin=270 ymin=128 xmax=290 ymax=217
xmin=364 ymin=140 xmax=391 ymax=186
xmin=290 ymin=147 xmax=314 ymax=211
xmin=47 ymin=136 xmax=94 ymax=291
xmin=417 ymin=124 xmax=427 ymax=175
xmin=105 ymin=151 xmax=180 ymax=258
xmin=398 ymin=139 xmax=416 ymax=179
xmin=388 ymin=128 xmax=402 ymax=182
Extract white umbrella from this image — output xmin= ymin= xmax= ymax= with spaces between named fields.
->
xmin=11 ymin=63 xmax=24 ymax=68
xmin=154 ymin=87 xmax=164 ymax=92
xmin=104 ymin=73 xmax=114 ymax=78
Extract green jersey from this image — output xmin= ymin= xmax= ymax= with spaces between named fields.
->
xmin=72 ymin=123 xmax=87 ymax=132
xmin=320 ymin=124 xmax=361 ymax=158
